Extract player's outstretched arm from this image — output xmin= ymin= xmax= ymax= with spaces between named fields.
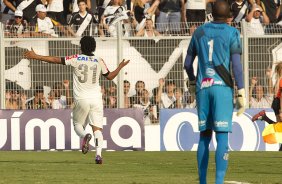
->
xmin=23 ymin=48 xmax=63 ymax=64
xmin=105 ymin=59 xmax=130 ymax=80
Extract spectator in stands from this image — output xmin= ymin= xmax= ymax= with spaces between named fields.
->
xmin=67 ymin=0 xmax=97 ymax=37
xmin=46 ymin=0 xmax=67 ymax=25
xmin=48 ymin=80 xmax=71 ymax=109
xmin=96 ymin=0 xmax=111 ymax=23
xmin=261 ymin=0 xmax=280 ymax=24
xmin=183 ymin=79 xmax=196 ymax=108
xmin=72 ymin=0 xmax=91 ymax=13
xmin=130 ymin=80 xmax=145 ymax=106
xmin=104 ymin=82 xmax=117 ymax=108
xmin=205 ymin=0 xmax=213 ymax=22
xmin=173 ymin=87 xmax=184 ymax=108
xmin=106 ymin=91 xmax=117 ymax=108
xmin=156 ymin=78 xmax=176 ymax=108
xmin=30 ymin=4 xmax=71 ymax=37
xmin=150 ymin=87 xmax=160 ymax=123
xmin=185 ymin=0 xmax=207 ymax=35
xmin=136 ymin=18 xmax=160 ymax=37
xmin=26 ymin=85 xmax=49 ymax=109
xmin=5 ymin=89 xmax=26 ymax=109
xmin=133 ymin=0 xmax=160 ymax=31
xmin=133 ymin=88 xmax=153 ymax=125
xmin=3 ymin=0 xmax=42 ymax=22
xmin=5 ymin=9 xmax=30 ymax=37
xmin=155 ymin=0 xmax=185 ymax=35
xmin=2 ymin=0 xmax=16 ymax=14
xmin=107 ymin=82 xmax=117 ymax=94
xmin=101 ymin=85 xmax=107 ymax=106
xmin=124 ymin=80 xmax=131 ymax=108
xmin=245 ymin=4 xmax=269 ymax=35
xmin=249 ymin=75 xmax=273 ymax=108
xmin=230 ymin=0 xmax=250 ymax=23
xmin=63 ymin=0 xmax=72 ymax=20
xmin=99 ymin=0 xmax=129 ymax=37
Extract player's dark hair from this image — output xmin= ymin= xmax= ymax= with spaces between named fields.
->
xmin=80 ymin=36 xmax=96 ymax=56
xmin=212 ymin=1 xmax=230 ymax=21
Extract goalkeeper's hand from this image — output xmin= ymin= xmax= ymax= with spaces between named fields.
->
xmin=236 ymin=88 xmax=246 ymax=116
xmin=189 ymin=80 xmax=196 ymax=95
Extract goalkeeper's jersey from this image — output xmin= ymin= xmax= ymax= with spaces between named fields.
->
xmin=63 ymin=54 xmax=109 ymax=100
xmin=187 ymin=22 xmax=242 ymax=91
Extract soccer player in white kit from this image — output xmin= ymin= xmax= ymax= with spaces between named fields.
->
xmin=24 ymin=36 xmax=129 ymax=164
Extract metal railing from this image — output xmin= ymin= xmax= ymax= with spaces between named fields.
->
xmin=1 ymin=21 xmax=282 ymax=113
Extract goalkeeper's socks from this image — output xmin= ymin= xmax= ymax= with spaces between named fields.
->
xmin=197 ymin=135 xmax=211 ymax=184
xmin=215 ymin=132 xmax=229 ymax=184
xmin=74 ymin=123 xmax=87 ymax=138
xmin=94 ymin=130 xmax=103 ymax=157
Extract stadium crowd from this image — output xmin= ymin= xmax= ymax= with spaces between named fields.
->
xmin=2 ymin=0 xmax=282 ymax=124
xmin=5 ymin=72 xmax=274 ymax=125
xmin=0 ymin=0 xmax=282 ymax=37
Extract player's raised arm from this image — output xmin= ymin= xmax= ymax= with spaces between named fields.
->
xmin=23 ymin=48 xmax=63 ymax=64
xmin=105 ymin=59 xmax=130 ymax=80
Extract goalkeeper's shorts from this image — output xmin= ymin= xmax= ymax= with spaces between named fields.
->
xmin=196 ymin=85 xmax=233 ymax=132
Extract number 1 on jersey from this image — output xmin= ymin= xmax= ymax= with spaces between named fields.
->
xmin=208 ymin=39 xmax=214 ymax=63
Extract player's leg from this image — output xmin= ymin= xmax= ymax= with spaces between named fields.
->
xmin=215 ymin=132 xmax=229 ymax=184
xmin=73 ymin=100 xmax=92 ymax=154
xmin=211 ymin=86 xmax=233 ymax=184
xmin=90 ymin=125 xmax=103 ymax=164
xmin=88 ymin=97 xmax=104 ymax=164
xmin=196 ymin=88 xmax=211 ymax=184
xmin=197 ymin=129 xmax=212 ymax=184
xmin=73 ymin=100 xmax=90 ymax=138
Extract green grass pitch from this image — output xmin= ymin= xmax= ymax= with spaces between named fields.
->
xmin=0 ymin=151 xmax=281 ymax=184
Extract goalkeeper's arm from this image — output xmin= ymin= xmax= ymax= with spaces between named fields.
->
xmin=232 ymin=53 xmax=244 ymax=90
xmin=232 ymin=53 xmax=246 ymax=116
xmin=184 ymin=54 xmax=196 ymax=81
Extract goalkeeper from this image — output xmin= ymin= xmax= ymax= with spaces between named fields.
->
xmin=184 ymin=1 xmax=245 ymax=184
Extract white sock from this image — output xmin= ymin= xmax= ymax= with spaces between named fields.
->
xmin=94 ymin=130 xmax=103 ymax=157
xmin=74 ymin=123 xmax=87 ymax=138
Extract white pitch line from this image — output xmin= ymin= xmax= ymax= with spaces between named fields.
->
xmin=225 ymin=181 xmax=252 ymax=184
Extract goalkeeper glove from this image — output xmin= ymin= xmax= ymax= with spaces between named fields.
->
xmin=236 ymin=88 xmax=246 ymax=116
xmin=189 ymin=80 xmax=196 ymax=95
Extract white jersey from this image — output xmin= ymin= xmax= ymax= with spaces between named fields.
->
xmin=103 ymin=6 xmax=127 ymax=25
xmin=51 ymin=96 xmax=67 ymax=109
xmin=245 ymin=18 xmax=265 ymax=36
xmin=64 ymin=54 xmax=109 ymax=100
xmin=160 ymin=93 xmax=176 ymax=108
xmin=186 ymin=0 xmax=206 ymax=10
xmin=250 ymin=96 xmax=273 ymax=108
xmin=47 ymin=0 xmax=64 ymax=12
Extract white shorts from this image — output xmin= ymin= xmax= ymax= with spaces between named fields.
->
xmin=72 ymin=97 xmax=103 ymax=128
